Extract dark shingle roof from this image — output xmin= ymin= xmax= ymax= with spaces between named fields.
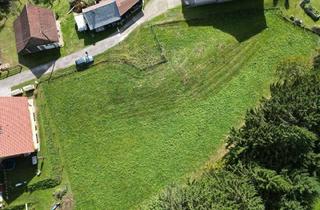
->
xmin=13 ymin=4 xmax=59 ymax=53
xmin=83 ymin=0 xmax=121 ymax=30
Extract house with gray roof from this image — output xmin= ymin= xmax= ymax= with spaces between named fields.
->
xmin=78 ymin=0 xmax=142 ymax=32
xmin=83 ymin=0 xmax=121 ymax=31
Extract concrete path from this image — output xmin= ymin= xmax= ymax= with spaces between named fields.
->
xmin=0 ymin=0 xmax=182 ymax=96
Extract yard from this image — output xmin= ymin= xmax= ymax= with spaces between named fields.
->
xmin=34 ymin=5 xmax=319 ymax=210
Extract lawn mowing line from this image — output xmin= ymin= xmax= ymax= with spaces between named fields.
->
xmin=199 ymin=37 xmax=262 ymax=97
xmin=167 ymin=42 xmax=239 ymax=86
xmin=145 ymin=24 xmax=243 ymax=96
xmin=67 ymin=23 xmax=259 ymax=120
xmin=99 ymin=19 xmax=308 ymax=120
xmin=95 ymin=41 xmax=252 ymax=120
xmin=188 ymin=37 xmax=260 ymax=98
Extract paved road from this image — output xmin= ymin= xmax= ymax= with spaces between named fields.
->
xmin=0 ymin=0 xmax=182 ymax=96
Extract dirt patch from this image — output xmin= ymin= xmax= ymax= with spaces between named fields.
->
xmin=61 ymin=195 xmax=74 ymax=210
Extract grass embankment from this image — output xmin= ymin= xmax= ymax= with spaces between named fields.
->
xmin=36 ymin=6 xmax=318 ymax=209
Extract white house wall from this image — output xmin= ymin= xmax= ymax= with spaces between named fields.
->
xmin=28 ymin=99 xmax=40 ymax=152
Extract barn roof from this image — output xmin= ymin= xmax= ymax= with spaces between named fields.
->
xmin=0 ymin=97 xmax=35 ymax=159
xmin=13 ymin=4 xmax=59 ymax=53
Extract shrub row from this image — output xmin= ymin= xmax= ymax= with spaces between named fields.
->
xmin=28 ymin=176 xmax=61 ymax=192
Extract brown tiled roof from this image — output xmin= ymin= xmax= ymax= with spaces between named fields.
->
xmin=116 ymin=0 xmax=140 ymax=16
xmin=0 ymin=97 xmax=35 ymax=159
xmin=13 ymin=4 xmax=59 ymax=53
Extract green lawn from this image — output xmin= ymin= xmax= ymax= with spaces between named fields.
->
xmin=35 ymin=6 xmax=319 ymax=210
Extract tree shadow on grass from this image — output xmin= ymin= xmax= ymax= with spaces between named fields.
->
xmin=0 ymin=156 xmax=37 ymax=205
xmin=181 ymin=0 xmax=267 ymax=42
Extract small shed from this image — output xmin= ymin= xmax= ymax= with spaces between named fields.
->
xmin=74 ymin=13 xmax=88 ymax=32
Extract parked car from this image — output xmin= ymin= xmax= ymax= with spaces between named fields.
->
xmin=75 ymin=53 xmax=94 ymax=70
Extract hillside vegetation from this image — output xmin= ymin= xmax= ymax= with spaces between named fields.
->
xmin=37 ymin=7 xmax=318 ymax=209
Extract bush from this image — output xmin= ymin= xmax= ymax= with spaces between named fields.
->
xmin=145 ymin=169 xmax=264 ymax=210
xmin=276 ymin=56 xmax=312 ymax=82
xmin=28 ymin=177 xmax=61 ymax=192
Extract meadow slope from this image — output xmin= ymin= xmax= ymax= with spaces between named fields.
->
xmin=38 ymin=8 xmax=318 ymax=209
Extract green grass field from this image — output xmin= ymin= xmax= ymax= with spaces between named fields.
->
xmin=35 ymin=6 xmax=319 ymax=209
